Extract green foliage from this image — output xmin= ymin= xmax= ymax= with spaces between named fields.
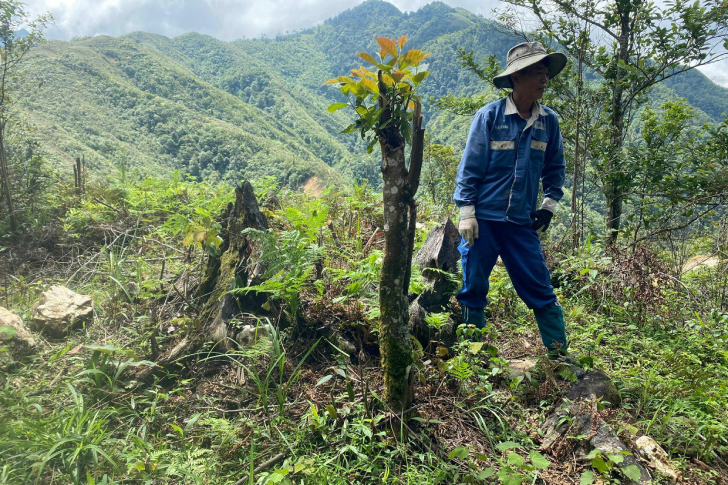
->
xmin=581 ymin=449 xmax=642 ymax=483
xmin=421 ymin=141 xmax=459 ymax=213
xmin=72 ymin=343 xmax=154 ymax=394
xmin=0 ymin=383 xmax=118 ymax=484
xmin=621 ymin=100 xmax=728 ymax=244
xmin=326 ymin=35 xmax=430 ymax=152
xmin=238 ymin=229 xmax=323 ymax=319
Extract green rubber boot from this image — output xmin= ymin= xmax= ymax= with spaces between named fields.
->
xmin=533 ymin=302 xmax=567 ymax=352
xmin=462 ymin=306 xmax=486 ymax=330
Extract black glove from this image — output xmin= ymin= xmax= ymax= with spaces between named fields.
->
xmin=530 ymin=209 xmax=553 ymax=232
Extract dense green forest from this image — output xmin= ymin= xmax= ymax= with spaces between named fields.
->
xmin=7 ymin=0 xmax=728 ymax=189
xmin=1 ymin=0 xmax=728 ymax=484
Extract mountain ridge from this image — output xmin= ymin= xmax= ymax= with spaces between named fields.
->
xmin=14 ymin=0 xmax=728 ymax=187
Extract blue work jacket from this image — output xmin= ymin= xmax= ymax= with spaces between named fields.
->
xmin=454 ymin=96 xmax=565 ymax=226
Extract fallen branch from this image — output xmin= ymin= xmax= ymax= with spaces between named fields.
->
xmin=231 ymin=452 xmax=288 ymax=485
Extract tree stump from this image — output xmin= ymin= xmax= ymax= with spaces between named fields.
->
xmin=409 ymin=219 xmax=460 ymax=348
xmin=197 ymin=181 xmax=269 ymax=350
xmin=138 ymin=182 xmax=269 ymax=382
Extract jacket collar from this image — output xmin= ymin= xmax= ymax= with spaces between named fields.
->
xmin=505 ymin=94 xmax=545 ymax=130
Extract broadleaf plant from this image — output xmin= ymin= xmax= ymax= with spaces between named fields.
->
xmin=326 ymin=35 xmax=431 ymax=153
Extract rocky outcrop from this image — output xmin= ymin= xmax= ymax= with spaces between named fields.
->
xmin=235 ymin=323 xmax=272 ymax=348
xmin=30 ymin=286 xmax=93 ymax=338
xmin=590 ymin=424 xmax=652 ymax=484
xmin=0 ymin=306 xmax=37 ymax=365
xmin=564 ymin=370 xmax=621 ymax=407
xmin=541 ymin=370 xmax=651 ymax=484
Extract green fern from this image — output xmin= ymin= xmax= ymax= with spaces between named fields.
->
xmin=448 ymin=360 xmax=474 ymax=382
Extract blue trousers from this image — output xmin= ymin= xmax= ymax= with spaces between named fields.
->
xmin=458 ymin=219 xmax=557 ymax=310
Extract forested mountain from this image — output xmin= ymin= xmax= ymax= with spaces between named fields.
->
xmin=16 ymin=0 xmax=728 ymax=187
xmin=3 ymin=2 xmax=728 ymax=483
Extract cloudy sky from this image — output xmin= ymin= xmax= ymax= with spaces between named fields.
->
xmin=23 ymin=0 xmax=728 ymax=87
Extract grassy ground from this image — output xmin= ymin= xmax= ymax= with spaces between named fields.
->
xmin=1 ymin=175 xmax=726 ymax=484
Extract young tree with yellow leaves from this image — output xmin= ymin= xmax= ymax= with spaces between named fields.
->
xmin=327 ymin=36 xmax=430 ymax=413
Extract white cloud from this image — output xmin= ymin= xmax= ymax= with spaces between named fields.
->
xmin=24 ymin=0 xmax=500 ymax=40
xmin=697 ymin=59 xmax=728 ymax=88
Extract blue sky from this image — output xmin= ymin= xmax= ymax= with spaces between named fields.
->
xmin=23 ymin=0 xmax=728 ymax=87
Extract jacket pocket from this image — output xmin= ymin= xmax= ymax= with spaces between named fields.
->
xmin=489 ymin=135 xmax=516 ymax=170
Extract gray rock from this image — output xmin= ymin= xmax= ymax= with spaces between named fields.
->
xmin=541 ymin=370 xmax=650 ymax=483
xmin=329 ymin=332 xmax=357 ymax=357
xmin=30 ymin=286 xmax=93 ymax=338
xmin=507 ymin=358 xmax=538 ymax=379
xmin=591 ymin=425 xmax=652 ymax=484
xmin=235 ymin=323 xmax=272 ymax=348
xmin=565 ymin=370 xmax=621 ymax=407
xmin=0 ymin=306 xmax=37 ymax=355
xmin=635 ymin=435 xmax=681 ymax=484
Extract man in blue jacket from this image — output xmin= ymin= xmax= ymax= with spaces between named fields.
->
xmin=454 ymin=42 xmax=569 ymax=356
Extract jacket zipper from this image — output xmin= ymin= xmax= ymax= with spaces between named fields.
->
xmin=505 ymin=130 xmax=524 ymax=217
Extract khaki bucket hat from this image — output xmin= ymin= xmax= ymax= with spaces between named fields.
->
xmin=493 ymin=42 xmax=568 ymax=89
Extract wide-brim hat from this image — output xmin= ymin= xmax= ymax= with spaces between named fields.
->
xmin=493 ymin=42 xmax=568 ymax=89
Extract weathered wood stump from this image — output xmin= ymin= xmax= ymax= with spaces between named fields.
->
xmin=197 ymin=181 xmax=269 ymax=350
xmin=138 ymin=181 xmax=269 ymax=382
xmin=409 ymin=219 xmax=460 ymax=348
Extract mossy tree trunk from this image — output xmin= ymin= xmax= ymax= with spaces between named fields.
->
xmin=377 ymin=73 xmax=425 ymax=413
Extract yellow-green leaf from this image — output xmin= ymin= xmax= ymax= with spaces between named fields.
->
xmin=391 ymin=70 xmax=408 ymax=83
xmin=357 ymin=52 xmax=378 ymax=65
xmin=413 ymin=71 xmax=430 ymax=84
xmin=398 ymin=35 xmax=407 ymax=50
xmin=350 ymin=66 xmax=370 ymax=78
xmin=347 ymin=82 xmax=367 ymax=97
xmin=360 ymin=77 xmax=379 ymax=93
xmin=376 ymin=37 xmax=398 ymax=59
xmin=328 ymin=102 xmax=349 ymax=113
xmin=356 ymin=106 xmax=368 ymax=116
xmin=324 ymin=78 xmax=339 ymax=85
xmin=400 ymin=49 xmax=431 ymax=69
xmin=381 ymin=73 xmax=395 ymax=86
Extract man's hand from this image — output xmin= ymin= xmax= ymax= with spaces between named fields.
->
xmin=531 ymin=209 xmax=553 ymax=232
xmin=459 ymin=205 xmax=478 ymax=246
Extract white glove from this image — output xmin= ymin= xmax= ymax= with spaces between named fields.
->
xmin=458 ymin=205 xmax=478 ymax=246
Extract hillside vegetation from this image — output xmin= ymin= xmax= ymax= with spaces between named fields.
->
xmin=1 ymin=1 xmax=728 ymax=484
xmin=1 ymin=174 xmax=727 ymax=484
xmin=13 ymin=0 xmax=728 ymax=188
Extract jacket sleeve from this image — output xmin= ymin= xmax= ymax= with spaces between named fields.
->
xmin=454 ymin=110 xmax=490 ymax=207
xmin=542 ymin=115 xmax=566 ymax=203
